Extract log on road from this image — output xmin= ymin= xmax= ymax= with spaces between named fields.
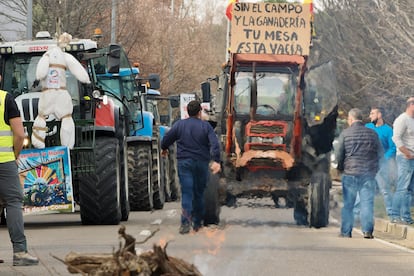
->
xmin=62 ymin=226 xmax=202 ymax=276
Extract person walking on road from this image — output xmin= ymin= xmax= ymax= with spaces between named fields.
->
xmin=390 ymin=97 xmax=414 ymax=225
xmin=0 ymin=82 xmax=39 ymax=265
xmin=161 ymin=100 xmax=221 ymax=234
xmin=336 ymin=108 xmax=382 ymax=239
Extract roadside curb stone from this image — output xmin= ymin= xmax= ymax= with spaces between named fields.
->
xmin=374 ymin=218 xmax=388 ymax=233
xmin=385 ymin=220 xmax=407 ymax=239
xmin=373 ymin=218 xmax=414 ymax=249
xmin=330 ymin=180 xmax=414 ymax=249
xmin=374 ymin=218 xmax=413 ymax=240
xmin=406 ymin=225 xmax=414 ymax=241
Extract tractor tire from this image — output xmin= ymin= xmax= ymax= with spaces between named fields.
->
xmin=120 ymin=139 xmax=130 ymax=221
xmin=203 ymin=172 xmax=221 ymax=226
xmin=308 ymin=172 xmax=331 ymax=228
xmin=168 ymin=145 xmax=180 ymax=201
xmin=163 ymin=156 xmax=172 ymax=202
xmin=294 ymin=198 xmax=308 ymax=226
xmin=152 ymin=133 xmax=165 ymax=210
xmin=118 ymin=122 xmax=129 ymax=221
xmin=295 ymin=134 xmax=331 ymax=228
xmin=128 ymin=143 xmax=153 ymax=211
xmin=0 ymin=208 xmax=6 ymax=226
xmin=79 ymin=137 xmax=121 ymax=225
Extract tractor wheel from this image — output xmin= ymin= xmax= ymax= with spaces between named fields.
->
xmin=0 ymin=208 xmax=6 ymax=226
xmin=168 ymin=145 xmax=180 ymax=201
xmin=203 ymin=172 xmax=221 ymax=226
xmin=297 ymin=134 xmax=331 ymax=228
xmin=152 ymin=132 xmax=165 ymax=210
xmin=294 ymin=198 xmax=309 ymax=226
xmin=120 ymin=139 xmax=130 ymax=221
xmin=79 ymin=137 xmax=121 ymax=225
xmin=308 ymin=172 xmax=331 ymax=228
xmin=163 ymin=156 xmax=172 ymax=202
xmin=128 ymin=143 xmax=153 ymax=211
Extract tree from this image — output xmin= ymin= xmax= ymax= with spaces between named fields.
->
xmin=313 ymin=0 xmax=414 ymax=121
xmin=114 ymin=0 xmax=227 ymax=96
xmin=0 ymin=0 xmax=227 ymax=98
xmin=0 ymin=0 xmax=111 ymax=39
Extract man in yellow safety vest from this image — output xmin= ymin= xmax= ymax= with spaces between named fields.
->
xmin=0 ymin=75 xmax=39 ymax=266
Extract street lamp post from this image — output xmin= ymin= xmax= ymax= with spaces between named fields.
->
xmin=111 ymin=0 xmax=117 ymax=43
xmin=27 ymin=0 xmax=33 ymax=39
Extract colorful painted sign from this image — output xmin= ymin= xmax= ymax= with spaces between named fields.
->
xmin=17 ymin=146 xmax=74 ymax=214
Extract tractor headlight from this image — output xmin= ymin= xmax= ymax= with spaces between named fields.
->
xmin=272 ymin=136 xmax=283 ymax=144
xmin=0 ymin=47 xmax=12 ymax=54
xmin=250 ymin=136 xmax=263 ymax=143
xmin=92 ymin=90 xmax=101 ymax=99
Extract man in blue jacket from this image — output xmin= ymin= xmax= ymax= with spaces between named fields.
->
xmin=336 ymin=108 xmax=382 ymax=239
xmin=161 ymin=100 xmax=221 ymax=234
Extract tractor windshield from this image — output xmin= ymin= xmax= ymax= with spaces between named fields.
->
xmin=2 ymin=54 xmax=81 ymax=104
xmin=234 ymin=71 xmax=294 ymax=117
xmin=304 ymin=61 xmax=338 ymax=127
xmin=91 ymin=47 xmax=137 ymax=100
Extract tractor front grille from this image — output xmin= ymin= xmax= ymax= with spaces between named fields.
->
xmin=249 ymin=123 xmax=285 ymax=135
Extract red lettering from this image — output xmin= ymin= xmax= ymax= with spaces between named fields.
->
xmin=28 ymin=45 xmax=49 ymax=52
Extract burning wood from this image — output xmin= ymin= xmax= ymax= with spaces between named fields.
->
xmin=57 ymin=226 xmax=202 ymax=276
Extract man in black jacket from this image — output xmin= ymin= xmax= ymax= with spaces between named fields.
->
xmin=335 ymin=108 xmax=382 ymax=239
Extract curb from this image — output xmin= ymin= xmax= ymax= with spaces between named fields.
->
xmin=374 ymin=218 xmax=414 ymax=242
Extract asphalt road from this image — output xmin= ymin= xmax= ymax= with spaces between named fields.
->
xmin=1 ymin=198 xmax=414 ymax=276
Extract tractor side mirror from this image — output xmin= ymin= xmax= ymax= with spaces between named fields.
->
xmin=201 ymin=81 xmax=211 ymax=103
xmin=107 ymin=44 xmax=121 ymax=73
xmin=169 ymin=96 xmax=180 ymax=108
xmin=148 ymin=74 xmax=160 ymax=90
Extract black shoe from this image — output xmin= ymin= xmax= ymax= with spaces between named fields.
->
xmin=193 ymin=224 xmax=202 ymax=232
xmin=401 ymin=219 xmax=414 ymax=225
xmin=338 ymin=233 xmax=352 ymax=238
xmin=0 ymin=258 xmax=3 ymax=263
xmin=363 ymin=232 xmax=374 ymax=239
xmin=179 ymin=224 xmax=191 ymax=235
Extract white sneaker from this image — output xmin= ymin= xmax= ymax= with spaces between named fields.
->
xmin=13 ymin=252 xmax=39 ymax=266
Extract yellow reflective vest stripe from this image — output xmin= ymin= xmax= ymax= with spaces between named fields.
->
xmin=0 ymin=90 xmax=15 ymax=162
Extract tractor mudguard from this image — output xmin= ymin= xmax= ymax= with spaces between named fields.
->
xmin=159 ymin=125 xmax=170 ymax=141
xmin=135 ymin=111 xmax=153 ymax=137
xmin=95 ymin=98 xmax=116 ymax=133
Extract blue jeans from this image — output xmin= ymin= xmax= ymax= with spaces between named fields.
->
xmin=177 ymin=158 xmax=209 ymax=227
xmin=353 ymin=158 xmax=396 ymax=218
xmin=341 ymin=174 xmax=376 ymax=236
xmin=0 ymin=161 xmax=27 ymax=253
xmin=391 ymin=155 xmax=414 ymax=222
xmin=376 ymin=158 xmax=397 ymax=217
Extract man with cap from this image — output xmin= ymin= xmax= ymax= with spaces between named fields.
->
xmin=391 ymin=97 xmax=414 ymax=225
xmin=161 ymin=100 xmax=221 ymax=234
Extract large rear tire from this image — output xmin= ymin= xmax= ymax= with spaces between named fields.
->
xmin=120 ymin=139 xmax=130 ymax=221
xmin=152 ymin=132 xmax=165 ymax=210
xmin=308 ymin=172 xmax=331 ymax=228
xmin=79 ymin=137 xmax=121 ymax=225
xmin=163 ymin=156 xmax=172 ymax=202
xmin=0 ymin=208 xmax=6 ymax=226
xmin=128 ymin=143 xmax=153 ymax=211
xmin=168 ymin=145 xmax=180 ymax=201
xmin=204 ymin=172 xmax=221 ymax=225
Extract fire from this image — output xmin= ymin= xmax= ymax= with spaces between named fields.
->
xmin=157 ymin=233 xmax=175 ymax=248
xmin=199 ymin=226 xmax=226 ymax=255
